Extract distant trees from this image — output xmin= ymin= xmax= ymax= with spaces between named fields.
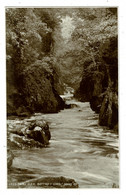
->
xmin=56 ymin=8 xmax=118 ymax=89
xmin=6 ymin=8 xmax=118 ymax=91
xmin=71 ymin=8 xmax=117 ymax=69
xmin=6 ymin=8 xmax=54 ymax=74
xmin=6 ymin=8 xmax=65 ymax=91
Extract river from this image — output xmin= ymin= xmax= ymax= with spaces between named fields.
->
xmin=7 ymin=95 xmax=119 ymax=188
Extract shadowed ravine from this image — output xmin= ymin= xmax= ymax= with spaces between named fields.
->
xmin=7 ymin=95 xmax=119 ymax=188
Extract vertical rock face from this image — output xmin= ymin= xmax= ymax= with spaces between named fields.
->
xmin=75 ymin=70 xmax=104 ymax=113
xmin=75 ymin=36 xmax=118 ymax=131
xmin=7 ymin=63 xmax=64 ymax=116
xmin=98 ymin=37 xmax=118 ymax=131
xmin=99 ymin=90 xmax=118 ymax=130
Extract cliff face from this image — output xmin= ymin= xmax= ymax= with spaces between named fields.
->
xmin=7 ymin=62 xmax=64 ymax=116
xmin=6 ymin=8 xmax=65 ymax=117
xmin=75 ymin=36 xmax=118 ymax=131
xmin=99 ymin=90 xmax=118 ymax=130
xmin=99 ymin=36 xmax=118 ymax=131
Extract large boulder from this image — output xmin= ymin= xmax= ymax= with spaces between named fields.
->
xmin=18 ymin=63 xmax=64 ymax=114
xmin=26 ymin=121 xmax=51 ymax=145
xmin=8 ymin=120 xmax=51 ymax=149
xmin=7 ymin=62 xmax=65 ymax=116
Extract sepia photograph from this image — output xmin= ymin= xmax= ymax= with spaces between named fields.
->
xmin=6 ymin=7 xmax=119 ymax=189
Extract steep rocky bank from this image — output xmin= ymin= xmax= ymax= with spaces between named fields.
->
xmin=75 ymin=36 xmax=118 ymax=132
xmin=6 ymin=8 xmax=65 ymax=117
xmin=7 ymin=62 xmax=65 ymax=116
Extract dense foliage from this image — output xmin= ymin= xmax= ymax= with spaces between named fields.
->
xmin=71 ymin=8 xmax=118 ymax=130
xmin=6 ymin=8 xmax=64 ymax=115
xmin=6 ymin=8 xmax=118 ymax=130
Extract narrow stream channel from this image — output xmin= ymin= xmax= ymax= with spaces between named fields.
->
xmin=7 ymin=95 xmax=119 ymax=188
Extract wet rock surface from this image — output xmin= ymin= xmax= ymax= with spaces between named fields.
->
xmin=99 ymin=90 xmax=118 ymax=132
xmin=7 ymin=63 xmax=65 ymax=116
xmin=7 ymin=120 xmax=51 ymax=149
xmin=65 ymin=103 xmax=79 ymax=109
xmin=7 ymin=100 xmax=119 ymax=188
xmin=74 ymin=37 xmax=118 ymax=132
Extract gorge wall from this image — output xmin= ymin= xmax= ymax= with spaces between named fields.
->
xmin=75 ymin=36 xmax=118 ymax=132
xmin=6 ymin=8 xmax=64 ymax=116
xmin=7 ymin=61 xmax=64 ymax=116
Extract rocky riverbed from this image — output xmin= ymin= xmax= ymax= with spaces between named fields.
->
xmin=7 ymin=95 xmax=119 ymax=188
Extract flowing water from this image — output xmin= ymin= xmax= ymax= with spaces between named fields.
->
xmin=7 ymin=95 xmax=119 ymax=188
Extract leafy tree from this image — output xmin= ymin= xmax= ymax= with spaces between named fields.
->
xmin=6 ymin=8 xmax=53 ymax=74
xmin=71 ymin=8 xmax=117 ymax=69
